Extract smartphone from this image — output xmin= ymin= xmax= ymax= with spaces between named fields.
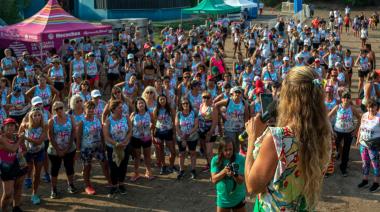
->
xmin=259 ymin=93 xmax=274 ymax=122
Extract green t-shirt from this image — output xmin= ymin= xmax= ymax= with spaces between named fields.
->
xmin=210 ymin=154 xmax=246 ymax=208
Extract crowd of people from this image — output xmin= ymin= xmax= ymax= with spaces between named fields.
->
xmin=0 ymin=5 xmax=380 ymax=212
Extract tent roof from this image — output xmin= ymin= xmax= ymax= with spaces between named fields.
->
xmin=183 ymin=0 xmax=241 ymax=15
xmin=0 ymin=0 xmax=111 ymax=42
xmin=224 ymin=0 xmax=257 ymax=8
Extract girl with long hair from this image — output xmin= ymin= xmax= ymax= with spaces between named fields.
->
xmin=245 ymin=67 xmax=332 ymax=210
xmin=152 ymin=95 xmax=177 ymax=174
xmin=176 ymin=97 xmax=199 ymax=180
xmin=130 ymin=97 xmax=154 ymax=181
xmin=211 ymin=138 xmax=246 ymax=212
xmin=18 ymin=108 xmax=46 ymax=205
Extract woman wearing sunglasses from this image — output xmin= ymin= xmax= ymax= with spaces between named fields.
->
xmin=102 ymin=86 xmax=131 ymax=124
xmin=48 ymin=58 xmax=66 ymax=100
xmin=328 ymin=91 xmax=361 ymax=177
xmin=18 ymin=108 xmax=46 ymax=205
xmin=103 ymin=100 xmax=132 ymax=197
xmin=176 ymin=97 xmax=199 ymax=180
xmin=77 ymin=101 xmax=111 ymax=195
xmin=47 ymin=101 xmax=77 ymax=199
xmin=130 ymin=97 xmax=154 ymax=181
xmin=79 ymin=80 xmax=91 ymax=103
xmin=198 ymin=91 xmax=218 ymax=172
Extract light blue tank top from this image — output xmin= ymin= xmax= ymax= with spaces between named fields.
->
xmin=34 ymin=85 xmax=52 ymax=106
xmin=49 ymin=115 xmax=74 ymax=154
xmin=50 ymin=65 xmax=64 ymax=82
xmin=86 ymin=61 xmax=98 ymax=76
xmin=81 ymin=117 xmax=102 ymax=149
xmin=334 ymin=105 xmax=354 ymax=133
xmin=72 ymin=58 xmax=85 ymax=75
xmin=225 ymin=99 xmax=245 ymax=132
xmin=108 ymin=116 xmax=129 ymax=147
xmin=10 ymin=94 xmax=25 ymax=105
xmin=178 ymin=110 xmax=196 ymax=135
xmin=132 ymin=112 xmax=151 ymax=139
xmin=25 ymin=127 xmax=44 ymax=153
xmin=155 ymin=108 xmax=173 ymax=132
xmin=241 ymin=71 xmax=255 ymax=89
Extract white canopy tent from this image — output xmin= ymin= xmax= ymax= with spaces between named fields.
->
xmin=224 ymin=0 xmax=258 ymax=8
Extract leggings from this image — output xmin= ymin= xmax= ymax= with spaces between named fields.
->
xmin=106 ymin=145 xmax=131 ymax=185
xmin=48 ymin=150 xmax=76 ymax=177
xmin=359 ymin=144 xmax=380 ymax=177
xmin=335 ymin=131 xmax=353 ymax=172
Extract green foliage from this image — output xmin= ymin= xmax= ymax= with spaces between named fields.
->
xmin=0 ymin=0 xmax=31 ymax=24
xmin=261 ymin=0 xmax=280 ymax=7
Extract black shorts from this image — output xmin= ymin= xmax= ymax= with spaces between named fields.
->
xmin=177 ymin=139 xmax=198 ymax=152
xmin=154 ymin=129 xmax=173 ymax=141
xmin=4 ymin=74 xmax=16 ymax=83
xmin=335 ymin=41 xmax=340 ymax=46
xmin=0 ymin=161 xmax=27 ymax=181
xmin=44 ymin=140 xmax=49 ymax=151
xmin=276 ymin=48 xmax=284 ymax=55
xmin=107 ymin=73 xmax=119 ymax=81
xmin=312 ymin=43 xmax=320 ymax=49
xmin=199 ymin=129 xmax=217 ymax=143
xmin=131 ymin=137 xmax=152 ymax=149
xmin=358 ymin=70 xmax=370 ymax=78
xmin=221 ymin=199 xmax=246 ymax=210
xmin=53 ymin=81 xmax=65 ymax=91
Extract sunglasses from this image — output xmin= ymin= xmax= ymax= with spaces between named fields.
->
xmin=147 ymin=91 xmax=154 ymax=94
xmin=182 ymin=102 xmax=189 ymax=105
xmin=76 ymin=100 xmax=83 ymax=103
xmin=184 ymin=76 xmax=190 ymax=79
xmin=82 ymin=84 xmax=89 ymax=86
xmin=55 ymin=106 xmax=63 ymax=111
xmin=234 ymin=91 xmax=242 ymax=94
xmin=202 ymin=96 xmax=211 ymax=99
xmin=114 ymin=91 xmax=121 ymax=94
xmin=331 ymin=75 xmax=337 ymax=77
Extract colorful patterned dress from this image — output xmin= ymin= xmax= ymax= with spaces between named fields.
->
xmin=253 ymin=127 xmax=307 ymax=212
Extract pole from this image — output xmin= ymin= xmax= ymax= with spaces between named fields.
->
xmin=181 ymin=10 xmax=183 ymax=25
xmin=40 ymin=42 xmax=43 ymax=61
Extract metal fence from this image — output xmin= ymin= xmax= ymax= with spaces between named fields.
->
xmin=94 ymin=0 xmax=191 ymax=10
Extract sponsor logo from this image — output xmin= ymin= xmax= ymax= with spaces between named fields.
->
xmin=48 ymin=33 xmax=54 ymax=40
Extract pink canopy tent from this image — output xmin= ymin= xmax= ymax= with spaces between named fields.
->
xmin=0 ymin=0 xmax=112 ymax=57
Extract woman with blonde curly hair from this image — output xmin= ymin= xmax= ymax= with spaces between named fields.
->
xmin=142 ymin=86 xmax=158 ymax=115
xmin=245 ymin=66 xmax=331 ymax=211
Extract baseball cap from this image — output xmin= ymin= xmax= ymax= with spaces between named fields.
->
xmin=376 ymin=69 xmax=380 ymax=76
xmin=283 ymin=56 xmax=290 ymax=61
xmin=315 ymin=58 xmax=321 ymax=63
xmin=72 ymin=72 xmax=81 ymax=78
xmin=230 ymin=86 xmax=242 ymax=94
xmin=155 ymin=45 xmax=162 ymax=49
xmin=3 ymin=118 xmax=16 ymax=125
xmin=87 ymin=52 xmax=95 ymax=57
xmin=127 ymin=53 xmax=134 ymax=60
xmin=151 ymin=46 xmax=156 ymax=51
xmin=254 ymin=76 xmax=261 ymax=81
xmin=52 ymin=58 xmax=60 ymax=63
xmin=335 ymin=62 xmax=342 ymax=67
xmin=31 ymin=96 xmax=43 ymax=106
xmin=91 ymin=89 xmax=102 ymax=98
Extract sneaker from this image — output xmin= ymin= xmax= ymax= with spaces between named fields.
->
xmin=190 ymin=169 xmax=197 ymax=179
xmin=177 ymin=170 xmax=185 ymax=180
xmin=67 ymin=184 xmax=78 ymax=194
xmin=50 ymin=189 xmax=58 ymax=199
xmin=357 ymin=180 xmax=369 ymax=188
xmin=369 ymin=183 xmax=379 ymax=192
xmin=119 ymin=185 xmax=127 ymax=195
xmin=24 ymin=178 xmax=32 ymax=189
xmin=31 ymin=194 xmax=41 ymax=205
xmin=12 ymin=206 xmax=23 ymax=212
xmin=341 ymin=169 xmax=348 ymax=177
xmin=160 ymin=166 xmax=167 ymax=175
xmin=85 ymin=186 xmax=96 ymax=195
xmin=42 ymin=173 xmax=51 ymax=183
xmin=108 ymin=187 xmax=118 ymax=198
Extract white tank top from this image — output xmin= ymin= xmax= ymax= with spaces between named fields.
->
xmin=359 ymin=112 xmax=380 ymax=147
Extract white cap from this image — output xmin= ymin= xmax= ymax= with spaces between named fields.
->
xmin=262 ymin=37 xmax=268 ymax=41
xmin=254 ymin=76 xmax=261 ymax=81
xmin=335 ymin=62 xmax=342 ymax=67
xmin=283 ymin=56 xmax=290 ymax=61
xmin=91 ymin=90 xmax=102 ymax=98
xmin=31 ymin=96 xmax=43 ymax=106
xmin=127 ymin=53 xmax=134 ymax=60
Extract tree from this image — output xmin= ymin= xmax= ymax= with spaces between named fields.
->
xmin=0 ymin=0 xmax=30 ymax=24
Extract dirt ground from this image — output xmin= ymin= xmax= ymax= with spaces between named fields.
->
xmin=3 ymin=5 xmax=380 ymax=212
